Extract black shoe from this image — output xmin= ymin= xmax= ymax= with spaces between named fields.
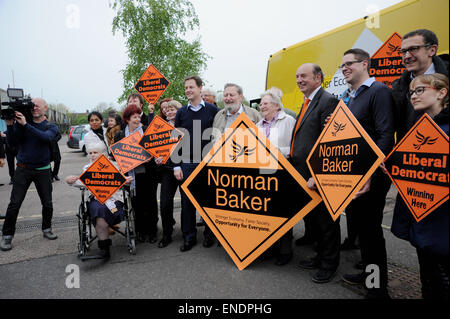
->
xmin=298 ymin=258 xmax=320 ymax=270
xmin=158 ymin=236 xmax=172 ymax=248
xmin=196 ymin=220 xmax=205 ymax=227
xmin=180 ymin=239 xmax=197 ymax=252
xmin=341 ymin=238 xmax=359 ymax=250
xmin=203 ymin=237 xmax=214 ymax=248
xmin=295 ymin=236 xmax=315 ymax=246
xmin=80 ymin=239 xmax=111 ymax=261
xmin=54 ymin=176 xmax=60 ymax=181
xmin=275 ymin=253 xmax=293 ymax=266
xmin=312 ymin=268 xmax=336 ymax=283
xmin=137 ymin=233 xmax=147 ymax=243
xmin=354 ymin=260 xmax=365 ymax=270
xmin=148 ymin=234 xmax=157 ymax=244
xmin=342 ymin=272 xmax=366 ymax=285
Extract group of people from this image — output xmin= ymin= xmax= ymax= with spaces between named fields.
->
xmin=0 ymin=28 xmax=448 ymax=300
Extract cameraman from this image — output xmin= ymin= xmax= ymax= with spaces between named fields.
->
xmin=1 ymin=98 xmax=59 ymax=251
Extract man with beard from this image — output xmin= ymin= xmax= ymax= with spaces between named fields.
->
xmin=212 ymin=83 xmax=262 ymax=143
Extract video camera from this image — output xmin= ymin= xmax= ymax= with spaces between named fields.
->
xmin=0 ymin=88 xmax=34 ymax=122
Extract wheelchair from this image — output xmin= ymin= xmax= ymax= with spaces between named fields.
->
xmin=76 ymin=187 xmax=137 ymax=260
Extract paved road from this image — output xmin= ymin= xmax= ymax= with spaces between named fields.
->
xmin=0 ymin=136 xmax=421 ymax=301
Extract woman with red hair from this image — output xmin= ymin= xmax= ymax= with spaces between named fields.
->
xmin=114 ymin=101 xmax=159 ymax=244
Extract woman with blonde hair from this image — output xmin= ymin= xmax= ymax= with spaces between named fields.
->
xmin=391 ymin=73 xmax=449 ymax=299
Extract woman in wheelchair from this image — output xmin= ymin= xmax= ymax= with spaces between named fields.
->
xmin=66 ymin=142 xmax=132 ymax=260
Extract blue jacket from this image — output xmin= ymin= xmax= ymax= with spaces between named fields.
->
xmin=391 ymin=106 xmax=449 ymax=257
xmin=6 ymin=120 xmax=59 ymax=168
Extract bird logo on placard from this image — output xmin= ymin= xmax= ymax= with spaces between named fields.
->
xmin=387 ymin=43 xmax=401 ymax=56
xmin=97 ymin=162 xmax=109 ymax=171
xmin=229 ymin=140 xmax=256 ymax=162
xmin=153 ymin=123 xmax=164 ymax=130
xmin=413 ymin=130 xmax=438 ymax=150
xmin=332 ymin=121 xmax=346 ymax=136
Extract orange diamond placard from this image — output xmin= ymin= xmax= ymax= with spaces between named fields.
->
xmin=369 ymin=32 xmax=406 ymax=88
xmin=307 ymin=100 xmax=385 ymax=221
xmin=134 ymin=64 xmax=171 ymax=105
xmin=109 ymin=131 xmax=152 ymax=174
xmin=182 ymin=113 xmax=322 ymax=270
xmin=139 ymin=116 xmax=184 ymax=164
xmin=384 ymin=114 xmax=449 ymax=222
xmin=78 ymin=154 xmax=127 ymax=205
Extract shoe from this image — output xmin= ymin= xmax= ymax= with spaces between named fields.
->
xmin=342 ymin=272 xmax=366 ymax=285
xmin=158 ymin=236 xmax=172 ymax=248
xmin=203 ymin=237 xmax=214 ymax=248
xmin=137 ymin=233 xmax=147 ymax=243
xmin=298 ymin=258 xmax=320 ymax=270
xmin=312 ymin=268 xmax=336 ymax=283
xmin=275 ymin=253 xmax=293 ymax=266
xmin=80 ymin=239 xmax=111 ymax=261
xmin=295 ymin=236 xmax=315 ymax=246
xmin=148 ymin=234 xmax=157 ymax=244
xmin=1 ymin=236 xmax=12 ymax=251
xmin=43 ymin=229 xmax=58 ymax=240
xmin=354 ymin=260 xmax=365 ymax=270
xmin=341 ymin=238 xmax=359 ymax=250
xmin=54 ymin=176 xmax=60 ymax=181
xmin=180 ymin=240 xmax=197 ymax=252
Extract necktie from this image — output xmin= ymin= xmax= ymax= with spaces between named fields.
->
xmin=290 ymin=98 xmax=310 ymax=158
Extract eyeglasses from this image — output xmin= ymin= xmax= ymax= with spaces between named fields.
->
xmin=408 ymin=86 xmax=435 ymax=98
xmin=399 ymin=44 xmax=432 ymax=56
xmin=339 ymin=60 xmax=363 ymax=70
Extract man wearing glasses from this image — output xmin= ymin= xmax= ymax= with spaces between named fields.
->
xmin=392 ymin=29 xmax=449 ymax=141
xmin=338 ymin=49 xmax=395 ymax=299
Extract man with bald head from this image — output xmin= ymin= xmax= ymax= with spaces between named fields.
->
xmin=1 ymin=98 xmax=60 ymax=251
xmin=290 ymin=63 xmax=340 ymax=283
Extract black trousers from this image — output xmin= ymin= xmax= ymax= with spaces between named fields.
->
xmin=417 ymin=248 xmax=449 ymax=299
xmin=132 ymin=170 xmax=159 ymax=236
xmin=2 ymin=166 xmax=53 ymax=236
xmin=310 ymin=203 xmax=341 ymax=270
xmin=5 ymin=146 xmax=16 ymax=180
xmin=346 ymin=170 xmax=391 ymax=290
xmin=159 ymin=167 xmax=179 ymax=237
xmin=179 ymin=163 xmax=213 ymax=242
xmin=51 ymin=159 xmax=61 ymax=178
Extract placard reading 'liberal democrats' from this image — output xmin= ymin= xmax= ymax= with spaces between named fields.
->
xmin=182 ymin=113 xmax=322 ymax=270
xmin=139 ymin=115 xmax=184 ymax=164
xmin=110 ymin=131 xmax=152 ymax=174
xmin=384 ymin=113 xmax=449 ymax=222
xmin=78 ymin=154 xmax=127 ymax=205
xmin=307 ymin=100 xmax=385 ymax=221
xmin=134 ymin=64 xmax=171 ymax=105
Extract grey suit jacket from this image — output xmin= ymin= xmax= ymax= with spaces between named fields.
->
xmin=290 ymin=87 xmax=338 ymax=179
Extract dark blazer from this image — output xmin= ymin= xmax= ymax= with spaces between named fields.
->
xmin=290 ymin=87 xmax=338 ymax=179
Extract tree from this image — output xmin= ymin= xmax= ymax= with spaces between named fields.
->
xmin=111 ymin=0 xmax=209 ymax=109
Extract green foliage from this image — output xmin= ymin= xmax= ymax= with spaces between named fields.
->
xmin=111 ymin=0 xmax=209 ymax=109
xmin=72 ymin=114 xmax=88 ymax=125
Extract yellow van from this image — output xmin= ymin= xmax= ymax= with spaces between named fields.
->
xmin=266 ymin=0 xmax=449 ymax=114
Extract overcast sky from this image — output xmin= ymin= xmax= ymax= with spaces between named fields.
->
xmin=0 ymin=0 xmax=402 ymax=113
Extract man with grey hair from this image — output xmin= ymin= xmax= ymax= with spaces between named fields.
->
xmin=201 ymin=87 xmax=217 ymax=106
xmin=268 ymin=87 xmax=297 ymax=119
xmin=212 ymin=83 xmax=262 ymax=142
xmin=291 ymin=63 xmax=340 ymax=283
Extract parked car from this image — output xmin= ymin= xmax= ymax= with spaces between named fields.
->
xmin=67 ymin=124 xmax=90 ymax=153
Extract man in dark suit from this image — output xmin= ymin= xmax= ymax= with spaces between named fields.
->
xmin=290 ymin=63 xmax=340 ymax=283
